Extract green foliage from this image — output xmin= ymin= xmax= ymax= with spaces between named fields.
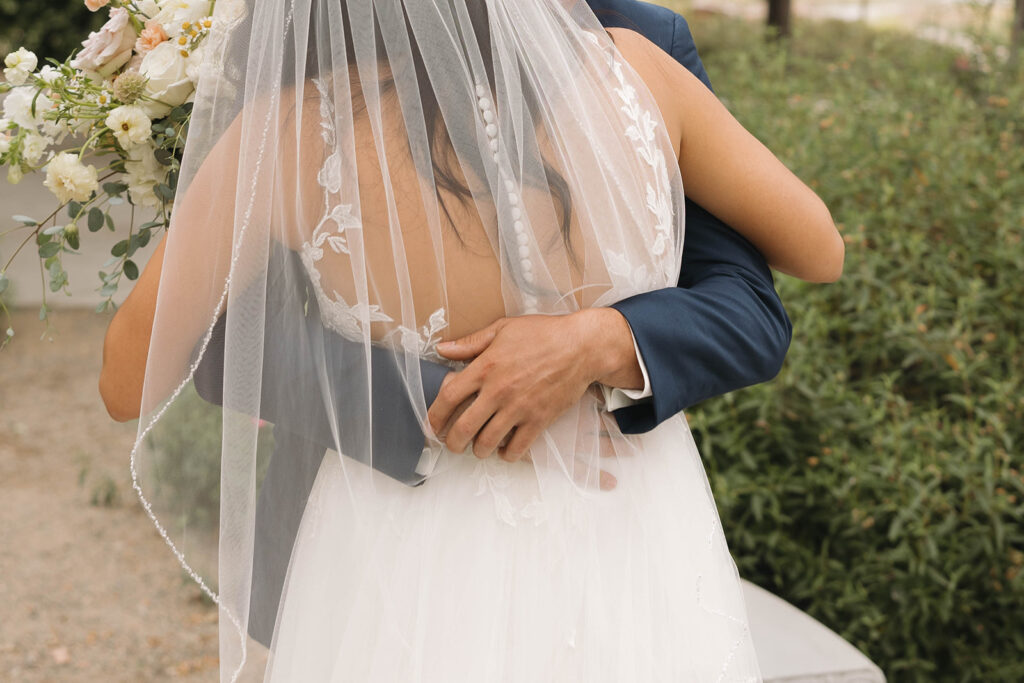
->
xmin=683 ymin=14 xmax=1024 ymax=682
xmin=0 ymin=0 xmax=105 ymax=62
xmin=146 ymin=385 xmax=276 ymax=535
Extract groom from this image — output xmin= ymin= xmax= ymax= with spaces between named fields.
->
xmin=195 ymin=0 xmax=792 ymax=646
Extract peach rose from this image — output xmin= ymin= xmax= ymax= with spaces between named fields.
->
xmin=135 ymin=19 xmax=168 ymax=53
xmin=84 ymin=0 xmax=110 ymax=11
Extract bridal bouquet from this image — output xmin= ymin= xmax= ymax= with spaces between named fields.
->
xmin=0 ymin=0 xmax=221 ymax=342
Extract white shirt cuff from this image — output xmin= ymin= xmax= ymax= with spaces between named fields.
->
xmin=600 ymin=327 xmax=652 ymax=411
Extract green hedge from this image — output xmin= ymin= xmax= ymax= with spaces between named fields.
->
xmin=680 ymin=14 xmax=1024 ymax=682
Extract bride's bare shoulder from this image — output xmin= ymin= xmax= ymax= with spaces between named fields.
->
xmin=603 ymin=26 xmax=697 ymax=149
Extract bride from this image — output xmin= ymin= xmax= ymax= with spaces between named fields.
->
xmin=99 ymin=0 xmax=842 ymax=680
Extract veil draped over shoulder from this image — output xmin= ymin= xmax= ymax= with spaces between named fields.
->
xmin=131 ymin=0 xmax=761 ymax=680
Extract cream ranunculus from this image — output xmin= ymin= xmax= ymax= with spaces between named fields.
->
xmin=139 ymin=42 xmax=195 ymax=118
xmin=105 ymin=104 xmax=152 ymax=149
xmin=70 ymin=7 xmax=136 ymax=78
xmin=124 ymin=146 xmax=165 ymax=209
xmin=3 ymin=47 xmax=38 ymax=85
xmin=43 ymin=152 xmax=99 ymax=203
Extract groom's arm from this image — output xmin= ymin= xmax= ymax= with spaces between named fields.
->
xmin=609 ymin=201 xmax=791 ymax=432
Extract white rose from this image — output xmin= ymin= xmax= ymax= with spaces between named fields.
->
xmin=105 ymin=104 xmax=152 ymax=149
xmin=2 ymin=88 xmax=52 ymax=130
xmin=212 ymin=0 xmax=247 ymax=30
xmin=139 ymin=42 xmax=195 ymax=118
xmin=184 ymin=42 xmax=206 ymax=83
xmin=43 ymin=152 xmax=99 ymax=203
xmin=70 ymin=7 xmax=136 ymax=78
xmin=124 ymin=146 xmax=164 ymax=208
xmin=21 ymin=132 xmax=49 ymax=164
xmin=3 ymin=47 xmax=38 ymax=85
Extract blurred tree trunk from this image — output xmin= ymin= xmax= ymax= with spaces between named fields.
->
xmin=767 ymin=0 xmax=793 ymax=38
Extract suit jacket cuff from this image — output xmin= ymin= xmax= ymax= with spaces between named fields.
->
xmin=600 ymin=325 xmax=653 ymax=410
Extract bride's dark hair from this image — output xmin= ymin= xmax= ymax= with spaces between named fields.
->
xmin=278 ymin=0 xmax=575 ymax=250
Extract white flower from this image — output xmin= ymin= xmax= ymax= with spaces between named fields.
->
xmin=43 ymin=152 xmax=98 ymax=203
xmin=3 ymin=47 xmax=37 ymax=85
xmin=105 ymin=104 xmax=152 ymax=149
xmin=2 ymin=88 xmax=52 ymax=130
xmin=70 ymin=7 xmax=136 ymax=78
xmin=124 ymin=146 xmax=164 ymax=208
xmin=151 ymin=0 xmax=212 ymax=37
xmin=40 ymin=117 xmax=71 ymax=144
xmin=212 ymin=0 xmax=247 ymax=29
xmin=136 ymin=0 xmax=160 ymax=19
xmin=139 ymin=42 xmax=194 ymax=118
xmin=0 ymin=133 xmax=10 ymax=156
xmin=21 ymin=133 xmax=49 ymax=164
xmin=37 ymin=65 xmax=62 ymax=86
xmin=184 ymin=42 xmax=206 ymax=83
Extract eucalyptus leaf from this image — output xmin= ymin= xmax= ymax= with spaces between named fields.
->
xmin=88 ymin=208 xmax=104 ymax=232
xmin=38 ymin=242 xmax=60 ymax=258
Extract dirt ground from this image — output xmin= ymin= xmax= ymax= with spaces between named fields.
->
xmin=0 ymin=308 xmax=218 ymax=682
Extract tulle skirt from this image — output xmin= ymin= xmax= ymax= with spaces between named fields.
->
xmin=263 ymin=414 xmax=761 ymax=682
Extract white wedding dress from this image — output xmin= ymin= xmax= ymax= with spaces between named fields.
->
xmin=263 ymin=324 xmax=761 ymax=682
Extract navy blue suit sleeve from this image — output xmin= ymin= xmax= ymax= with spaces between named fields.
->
xmin=610 ymin=201 xmax=791 ymax=433
xmin=669 ymin=14 xmax=713 ymax=92
xmin=586 ymin=0 xmax=792 ymax=433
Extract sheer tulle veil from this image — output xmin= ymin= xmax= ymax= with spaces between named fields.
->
xmin=130 ymin=0 xmax=761 ymax=679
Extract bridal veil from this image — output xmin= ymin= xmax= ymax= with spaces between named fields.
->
xmin=130 ymin=0 xmax=761 ymax=679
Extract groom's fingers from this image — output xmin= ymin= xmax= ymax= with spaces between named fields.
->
xmin=443 ymin=391 xmax=498 ymax=454
xmin=473 ymin=410 xmax=517 ymax=459
xmin=428 ymin=370 xmax=480 ymax=435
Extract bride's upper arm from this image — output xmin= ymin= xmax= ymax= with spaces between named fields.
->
xmin=615 ymin=29 xmax=844 ymax=283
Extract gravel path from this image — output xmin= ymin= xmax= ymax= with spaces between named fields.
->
xmin=0 ymin=308 xmax=218 ymax=682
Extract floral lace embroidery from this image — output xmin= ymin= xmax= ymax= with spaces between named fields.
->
xmin=605 ymin=248 xmax=658 ymax=292
xmin=301 ymin=77 xmax=450 ymax=352
xmin=472 ymin=458 xmax=547 ymax=528
xmin=388 ymin=307 xmax=448 ymax=362
xmin=584 ymin=31 xmax=676 ymax=283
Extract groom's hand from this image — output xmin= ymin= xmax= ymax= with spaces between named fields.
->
xmin=426 ymin=308 xmax=642 ymax=463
